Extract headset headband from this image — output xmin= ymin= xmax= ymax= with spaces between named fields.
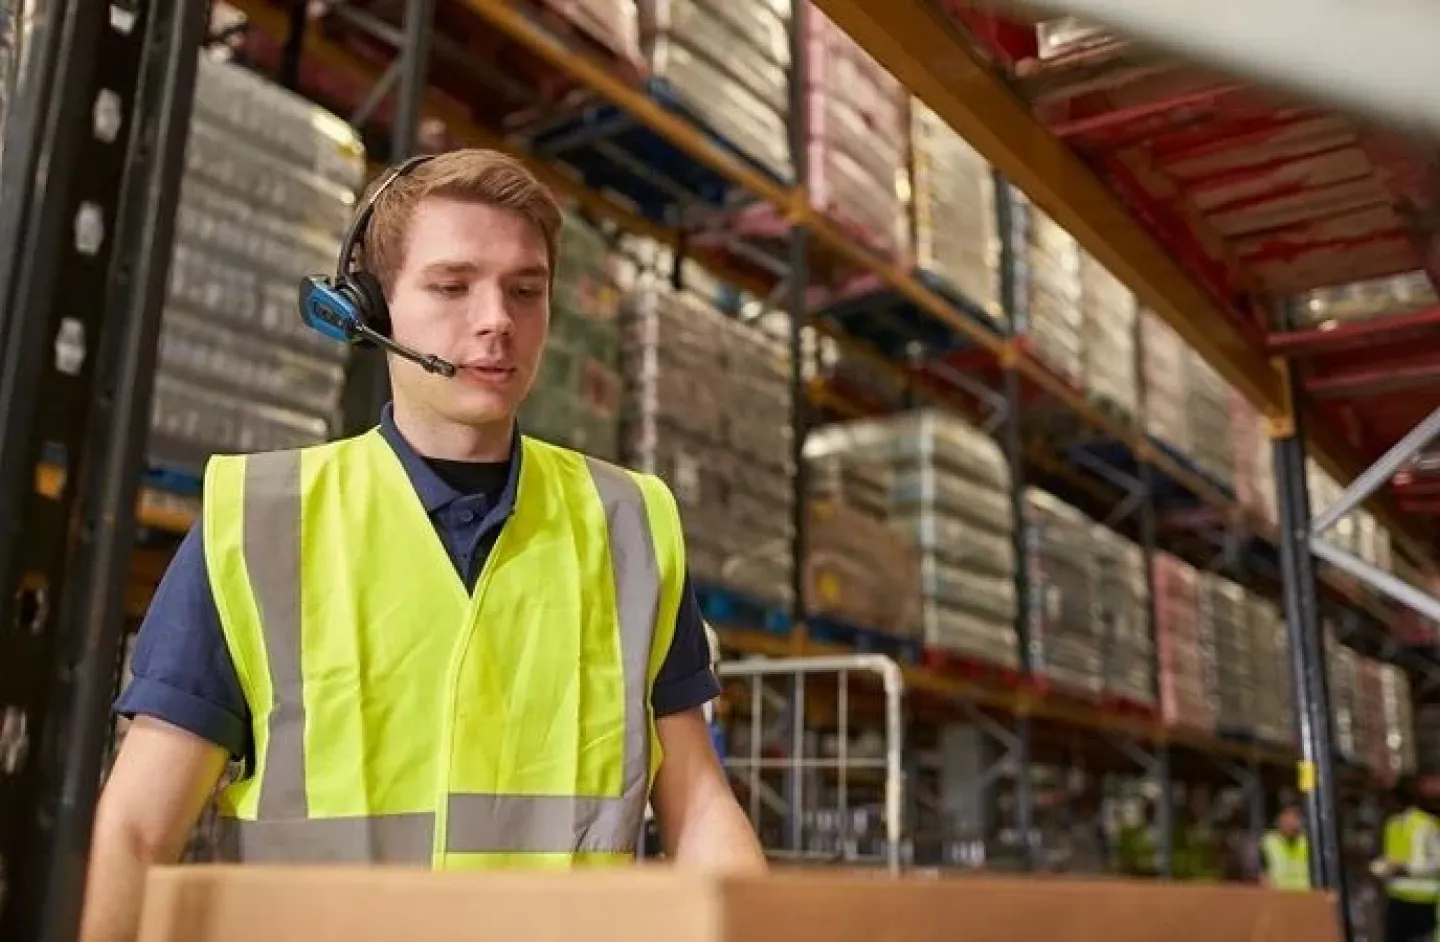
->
xmin=335 ymin=154 xmax=436 ymax=281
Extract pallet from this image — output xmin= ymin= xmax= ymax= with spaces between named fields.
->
xmin=1025 ymin=673 xmax=1104 ymax=706
xmin=1147 ymin=436 xmax=1237 ymax=502
xmin=522 ymin=77 xmax=792 ymax=223
xmin=811 ymin=274 xmax=998 ymax=363
xmin=920 ymin=647 xmax=1023 ymax=689
xmin=805 ymin=615 xmax=920 ymax=663
xmin=1217 ymin=726 xmax=1258 ymax=746
xmin=694 ymin=582 xmax=791 ymax=635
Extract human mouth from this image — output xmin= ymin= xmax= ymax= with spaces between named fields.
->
xmin=459 ymin=362 xmax=517 ymax=385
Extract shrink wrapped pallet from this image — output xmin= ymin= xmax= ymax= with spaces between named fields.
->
xmin=1153 ymin=553 xmax=1216 ymax=733
xmin=1091 ymin=526 xmax=1154 ymax=708
xmin=1079 ymin=253 xmax=1139 ymax=423
xmin=1326 ymin=631 xmax=1360 ymax=765
xmin=803 ymin=6 xmax=909 ymax=258
xmin=805 ymin=498 xmax=921 ymax=637
xmin=1015 ymin=193 xmax=1083 ymax=386
xmin=150 ymin=54 xmax=361 ymax=469
xmin=1380 ymin=664 xmax=1417 ymax=776
xmin=1355 ymin=658 xmax=1390 ymax=773
xmin=1201 ymin=574 xmax=1251 ymax=736
xmin=521 ymin=210 xmax=623 ymax=459
xmin=1229 ymin=391 xmax=1277 ymax=527
xmin=551 ymin=0 xmax=643 ymax=69
xmin=1247 ymin=595 xmax=1295 ymax=747
xmin=1139 ymin=309 xmax=1190 ymax=455
xmin=1025 ymin=490 xmax=1102 ymax=696
xmin=909 ymin=100 xmax=1002 ymax=323
xmin=806 ymin=448 xmax=891 ymax=522
xmin=621 ymin=271 xmax=795 ymax=609
xmin=806 ymin=410 xmax=1018 ymax=667
xmin=638 ymin=0 xmax=791 ymax=180
xmin=1295 ymin=271 xmax=1436 ymax=326
xmin=1183 ymin=351 xmax=1234 ymax=492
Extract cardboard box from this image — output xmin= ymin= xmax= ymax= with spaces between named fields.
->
xmin=138 ymin=866 xmax=1340 ymax=942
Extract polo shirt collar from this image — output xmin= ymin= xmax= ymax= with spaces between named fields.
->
xmin=376 ymin=402 xmax=522 ymax=518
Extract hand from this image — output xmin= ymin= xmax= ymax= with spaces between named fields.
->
xmin=1370 ymin=859 xmax=1398 ymax=879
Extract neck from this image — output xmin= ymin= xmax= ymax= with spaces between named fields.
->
xmin=391 ymin=400 xmax=514 ymax=462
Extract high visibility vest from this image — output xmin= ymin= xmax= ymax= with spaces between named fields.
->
xmin=1383 ymin=809 xmax=1440 ymax=903
xmin=1260 ymin=832 xmax=1311 ymax=891
xmin=202 ymin=430 xmax=686 ymax=869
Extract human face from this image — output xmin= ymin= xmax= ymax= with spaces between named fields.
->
xmin=386 ymin=196 xmax=550 ymax=430
xmin=1278 ymin=808 xmax=1302 ymax=837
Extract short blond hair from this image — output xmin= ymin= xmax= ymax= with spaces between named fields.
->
xmin=359 ymin=148 xmax=564 ymax=292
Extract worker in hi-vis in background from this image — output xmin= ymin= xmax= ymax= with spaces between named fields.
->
xmin=1372 ymin=776 xmax=1440 ymax=942
xmin=80 ymin=149 xmax=767 ymax=942
xmin=1259 ymin=800 xmax=1311 ymax=891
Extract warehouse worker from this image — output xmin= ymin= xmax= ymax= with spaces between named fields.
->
xmin=81 ymin=149 xmax=766 ymax=942
xmin=1372 ymin=776 xmax=1440 ymax=942
xmin=1259 ymin=801 xmax=1311 ymax=891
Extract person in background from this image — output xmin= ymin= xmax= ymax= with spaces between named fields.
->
xmin=1174 ymin=788 xmax=1222 ymax=882
xmin=1372 ymin=776 xmax=1440 ymax=942
xmin=1260 ymin=801 xmax=1311 ymax=891
xmin=1117 ymin=798 xmax=1160 ymax=877
xmin=81 ymin=149 xmax=766 ymax=942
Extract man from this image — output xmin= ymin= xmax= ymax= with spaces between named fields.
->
xmin=81 ymin=149 xmax=766 ymax=942
xmin=1259 ymin=801 xmax=1311 ymax=891
xmin=1372 ymin=776 xmax=1440 ymax=942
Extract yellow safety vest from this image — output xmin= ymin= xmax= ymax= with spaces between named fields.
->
xmin=1261 ymin=832 xmax=1311 ymax=891
xmin=202 ymin=430 xmax=686 ymax=869
xmin=1383 ymin=809 xmax=1440 ymax=903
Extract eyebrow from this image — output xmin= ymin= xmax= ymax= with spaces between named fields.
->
xmin=419 ymin=261 xmax=550 ymax=279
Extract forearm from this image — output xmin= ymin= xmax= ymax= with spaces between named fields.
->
xmin=665 ymin=787 xmax=768 ymax=874
xmin=80 ymin=809 xmax=180 ymax=942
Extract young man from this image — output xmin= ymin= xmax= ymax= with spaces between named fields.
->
xmin=81 ymin=149 xmax=765 ymax=942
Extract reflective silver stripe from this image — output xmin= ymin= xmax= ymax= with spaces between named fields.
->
xmin=446 ymin=794 xmax=640 ymax=854
xmin=243 ymin=450 xmax=308 ymax=820
xmin=216 ymin=813 xmax=435 ymax=864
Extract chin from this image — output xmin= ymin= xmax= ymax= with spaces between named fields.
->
xmin=444 ymin=390 xmax=520 ymax=426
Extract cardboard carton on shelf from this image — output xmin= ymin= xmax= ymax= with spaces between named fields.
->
xmin=137 ymin=865 xmax=1340 ymax=942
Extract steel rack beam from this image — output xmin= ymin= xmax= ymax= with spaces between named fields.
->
xmin=0 ymin=0 xmax=208 ymax=937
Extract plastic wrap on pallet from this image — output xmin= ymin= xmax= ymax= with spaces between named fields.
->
xmin=805 ymin=410 xmax=1018 ymax=668
xmin=621 ymin=270 xmax=794 ymax=610
xmin=1079 ymin=253 xmax=1139 ymax=423
xmin=550 ymin=0 xmax=643 ymax=69
xmin=1183 ymin=351 xmax=1234 ymax=492
xmin=1139 ymin=309 xmax=1190 ymax=456
xmin=909 ymin=99 xmax=1002 ymax=324
xmin=1229 ymin=391 xmax=1276 ymax=527
xmin=638 ymin=0 xmax=792 ymax=180
xmin=1153 ymin=553 xmax=1216 ymax=733
xmin=521 ymin=210 xmax=623 ymax=460
xmin=1294 ymin=271 xmax=1437 ymax=326
xmin=1381 ymin=664 xmax=1417 ymax=776
xmin=1326 ymin=628 xmax=1360 ymax=766
xmin=803 ymin=5 xmax=909 ymax=259
xmin=151 ymin=54 xmax=363 ymax=470
xmin=1013 ymin=191 xmax=1083 ymax=386
xmin=806 ymin=498 xmax=921 ymax=638
xmin=1201 ymin=574 xmax=1252 ymax=736
xmin=805 ymin=448 xmax=892 ymax=522
xmin=1024 ymin=490 xmax=1103 ymax=696
xmin=1247 ymin=595 xmax=1295 ymax=747
xmin=1091 ymin=525 xmax=1154 ymax=708
xmin=1355 ymin=658 xmax=1390 ymax=774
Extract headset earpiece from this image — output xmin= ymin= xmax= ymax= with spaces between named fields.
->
xmin=298 ymin=275 xmax=365 ymax=344
xmin=350 ymin=269 xmax=391 ymax=337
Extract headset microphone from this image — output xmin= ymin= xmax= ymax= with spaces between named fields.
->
xmin=353 ymin=323 xmax=458 ymax=377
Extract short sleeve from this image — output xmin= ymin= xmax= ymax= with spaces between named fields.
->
xmin=114 ymin=523 xmax=251 ymax=759
xmin=649 ymin=569 xmax=721 ymax=717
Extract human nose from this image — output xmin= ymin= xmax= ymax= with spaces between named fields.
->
xmin=467 ymin=284 xmax=514 ymax=335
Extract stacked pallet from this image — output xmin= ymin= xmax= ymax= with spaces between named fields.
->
xmin=803 ymin=6 xmax=909 ymax=258
xmin=1079 ymin=253 xmax=1139 ymax=424
xmin=1326 ymin=630 xmax=1361 ymax=766
xmin=1091 ymin=525 xmax=1154 ymax=709
xmin=1153 ymin=553 xmax=1216 ymax=733
xmin=1354 ymin=658 xmax=1391 ymax=774
xmin=1380 ymin=665 xmax=1417 ymax=777
xmin=637 ymin=0 xmax=791 ymax=180
xmin=1201 ymin=574 xmax=1252 ymax=736
xmin=1247 ymin=595 xmax=1295 ymax=747
xmin=1138 ymin=309 xmax=1190 ymax=455
xmin=1015 ymin=192 xmax=1084 ymax=387
xmin=521 ymin=210 xmax=623 ymax=460
xmin=1308 ymin=459 xmax=1358 ymax=560
xmin=807 ymin=411 xmax=1019 ymax=668
xmin=1025 ymin=490 xmax=1103 ymax=696
xmin=557 ymin=0 xmax=644 ymax=69
xmin=151 ymin=54 xmax=360 ymax=469
xmin=1229 ymin=391 xmax=1277 ymax=527
xmin=1184 ymin=351 xmax=1235 ymax=492
xmin=909 ymin=99 xmax=1002 ymax=324
xmin=1294 ymin=270 xmax=1436 ymax=326
xmin=621 ymin=271 xmax=795 ymax=609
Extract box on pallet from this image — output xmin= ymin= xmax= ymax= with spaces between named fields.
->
xmin=1078 ymin=253 xmax=1138 ymax=423
xmin=1091 ymin=525 xmax=1154 ymax=708
xmin=1152 ymin=553 xmax=1216 ymax=734
xmin=1183 ymin=350 xmax=1234 ymax=492
xmin=1139 ymin=309 xmax=1190 ymax=455
xmin=1200 ymin=573 xmax=1251 ymax=737
xmin=1380 ymin=664 xmax=1417 ymax=776
xmin=1325 ymin=630 xmax=1360 ymax=765
xmin=1228 ymin=391 xmax=1276 ymax=527
xmin=548 ymin=0 xmax=644 ymax=74
xmin=1013 ymin=191 xmax=1083 ymax=387
xmin=1025 ymin=489 xmax=1103 ymax=697
xmin=1246 ymin=595 xmax=1295 ymax=747
xmin=805 ymin=498 xmax=921 ymax=639
xmin=1294 ymin=271 xmax=1436 ymax=326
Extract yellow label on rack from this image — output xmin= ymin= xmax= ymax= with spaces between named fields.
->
xmin=817 ymin=572 xmax=841 ymax=603
xmin=1297 ymin=760 xmax=1316 ymax=793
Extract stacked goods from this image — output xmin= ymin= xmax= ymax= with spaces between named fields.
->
xmin=1183 ymin=352 xmax=1235 ymax=492
xmin=521 ymin=210 xmax=623 ymax=459
xmin=1326 ymin=630 xmax=1360 ymax=765
xmin=1354 ymin=658 xmax=1391 ymax=773
xmin=1079 ymin=253 xmax=1139 ymax=423
xmin=806 ymin=410 xmax=1019 ymax=667
xmin=1090 ymin=525 xmax=1154 ymax=708
xmin=909 ymin=100 xmax=1002 ymax=323
xmin=803 ymin=6 xmax=909 ymax=258
xmin=556 ymin=0 xmax=644 ymax=70
xmin=1308 ymin=459 xmax=1359 ymax=559
xmin=1201 ymin=574 xmax=1252 ymax=736
xmin=804 ymin=329 xmax=908 ymax=412
xmin=1138 ymin=310 xmax=1190 ymax=453
xmin=1152 ymin=553 xmax=1216 ymax=733
xmin=1353 ymin=510 xmax=1392 ymax=572
xmin=1380 ymin=665 xmax=1417 ymax=776
xmin=806 ymin=447 xmax=891 ymax=521
xmin=1014 ymin=192 xmax=1083 ymax=386
xmin=621 ymin=272 xmax=795 ymax=608
xmin=1229 ymin=391 xmax=1278 ymax=526
xmin=805 ymin=497 xmax=922 ymax=637
xmin=151 ymin=54 xmax=361 ymax=469
xmin=1294 ymin=271 xmax=1436 ymax=326
xmin=637 ymin=0 xmax=791 ymax=180
xmin=1024 ymin=490 xmax=1102 ymax=696
xmin=1247 ymin=596 xmax=1295 ymax=747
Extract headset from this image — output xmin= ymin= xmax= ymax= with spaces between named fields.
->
xmin=298 ymin=154 xmax=458 ymax=377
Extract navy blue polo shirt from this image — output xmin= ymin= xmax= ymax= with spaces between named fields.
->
xmin=115 ymin=407 xmax=721 ymax=762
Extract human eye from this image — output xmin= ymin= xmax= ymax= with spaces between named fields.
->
xmin=510 ymin=281 xmax=546 ymax=301
xmin=428 ymin=282 xmax=467 ymax=299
